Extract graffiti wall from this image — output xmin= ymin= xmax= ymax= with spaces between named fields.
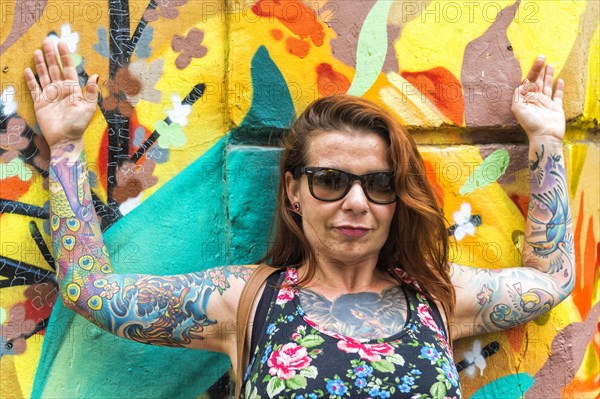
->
xmin=1 ymin=0 xmax=598 ymax=398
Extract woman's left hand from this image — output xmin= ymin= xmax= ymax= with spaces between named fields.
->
xmin=511 ymin=56 xmax=565 ymax=143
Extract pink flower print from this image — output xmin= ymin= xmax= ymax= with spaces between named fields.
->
xmin=393 ymin=268 xmax=422 ymax=289
xmin=285 ymin=267 xmax=298 ymax=284
xmin=276 ymin=286 xmax=294 ymax=305
xmin=267 ymin=343 xmax=312 ymax=380
xmin=337 ymin=340 xmax=394 ymax=362
xmin=171 ymin=28 xmax=207 ymax=69
xmin=417 ymin=304 xmax=440 ymax=333
xmin=275 ymin=268 xmax=298 ymax=304
xmin=100 ymin=281 xmax=120 ymax=300
xmin=208 ymin=269 xmax=228 ymax=294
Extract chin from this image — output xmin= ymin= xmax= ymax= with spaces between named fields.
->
xmin=327 ymin=243 xmax=380 ymax=263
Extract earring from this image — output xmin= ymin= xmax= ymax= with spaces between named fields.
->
xmin=292 ymin=202 xmax=301 ymax=214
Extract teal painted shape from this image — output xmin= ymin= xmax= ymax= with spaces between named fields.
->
xmin=227 ymin=145 xmax=281 ymax=263
xmin=33 ymin=137 xmax=232 ymax=399
xmin=471 ymin=373 xmax=535 ymax=399
xmin=135 ymin=25 xmax=153 ymax=59
xmin=240 ymin=46 xmax=295 ymax=129
xmin=459 ymin=149 xmax=510 ymax=195
xmin=347 ymin=0 xmax=394 ymax=96
xmin=93 ymin=26 xmax=109 ymax=58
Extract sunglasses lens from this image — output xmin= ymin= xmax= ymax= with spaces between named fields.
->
xmin=365 ymin=173 xmax=396 ymax=203
xmin=312 ymin=169 xmax=349 ymax=200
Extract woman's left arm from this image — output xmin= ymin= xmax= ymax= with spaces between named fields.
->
xmin=452 ymin=56 xmax=575 ymax=339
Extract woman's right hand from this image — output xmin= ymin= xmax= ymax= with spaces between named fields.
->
xmin=24 ymin=39 xmax=98 ymax=150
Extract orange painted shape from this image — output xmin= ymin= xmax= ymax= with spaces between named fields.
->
xmin=572 ymin=193 xmax=597 ymax=318
xmin=252 ymin=0 xmax=324 ymax=46
xmin=560 ymin=335 xmax=600 ymax=399
xmin=0 ymin=175 xmax=32 ymax=201
xmin=504 ymin=322 xmax=527 ymax=354
xmin=286 ymin=36 xmax=310 ymax=58
xmin=573 ymin=192 xmax=584 ymax=316
xmin=401 ymin=67 xmax=465 ymax=126
xmin=271 ymin=29 xmax=283 ymax=40
xmin=316 ymin=63 xmax=351 ymax=97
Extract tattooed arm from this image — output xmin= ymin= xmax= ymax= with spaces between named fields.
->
xmin=452 ymin=57 xmax=574 ymax=339
xmin=50 ymin=146 xmax=251 ymax=350
xmin=25 ymin=40 xmax=253 ymax=352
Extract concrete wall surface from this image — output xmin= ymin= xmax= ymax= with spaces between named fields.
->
xmin=0 ymin=1 xmax=598 ymax=398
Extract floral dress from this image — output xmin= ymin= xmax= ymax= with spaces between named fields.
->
xmin=243 ymin=268 xmax=462 ymax=399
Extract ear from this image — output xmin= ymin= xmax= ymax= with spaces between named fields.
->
xmin=285 ymin=171 xmax=300 ymax=206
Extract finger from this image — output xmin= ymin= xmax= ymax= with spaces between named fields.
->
xmin=553 ymin=78 xmax=564 ymax=103
xmin=57 ymin=41 xmax=78 ymax=81
xmin=84 ymin=74 xmax=100 ymax=103
xmin=33 ymin=49 xmax=51 ymax=88
xmin=534 ymin=62 xmax=544 ymax=94
xmin=542 ymin=64 xmax=554 ymax=97
xmin=519 ymin=56 xmax=546 ymax=96
xmin=24 ymin=67 xmax=42 ymax=100
xmin=43 ymin=39 xmax=62 ymax=82
xmin=525 ymin=55 xmax=545 ymax=84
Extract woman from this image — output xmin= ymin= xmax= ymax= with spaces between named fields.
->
xmin=25 ymin=40 xmax=573 ymax=398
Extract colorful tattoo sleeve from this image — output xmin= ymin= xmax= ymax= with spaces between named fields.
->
xmin=452 ymin=141 xmax=575 ymax=337
xmin=50 ymin=143 xmax=252 ymax=347
xmin=523 ymin=142 xmax=574 ymax=290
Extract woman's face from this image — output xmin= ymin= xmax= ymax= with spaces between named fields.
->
xmin=285 ymin=130 xmax=397 ymax=267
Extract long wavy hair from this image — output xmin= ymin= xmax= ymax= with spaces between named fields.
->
xmin=259 ymin=94 xmax=455 ymax=332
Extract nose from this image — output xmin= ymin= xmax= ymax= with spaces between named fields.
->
xmin=341 ymin=181 xmax=370 ymax=213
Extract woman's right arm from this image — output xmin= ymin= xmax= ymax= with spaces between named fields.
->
xmin=26 ymin=40 xmax=252 ymax=353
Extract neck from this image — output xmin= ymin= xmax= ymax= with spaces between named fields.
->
xmin=299 ymin=257 xmax=395 ymax=294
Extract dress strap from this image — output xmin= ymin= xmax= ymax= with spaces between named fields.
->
xmin=427 ymin=298 xmax=449 ymax=340
xmin=250 ymin=271 xmax=285 ymax=357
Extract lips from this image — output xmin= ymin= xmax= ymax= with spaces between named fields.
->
xmin=336 ymin=225 xmax=370 ymax=238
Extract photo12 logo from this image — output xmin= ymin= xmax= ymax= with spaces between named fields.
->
xmin=401 ymin=1 xmax=539 ymax=24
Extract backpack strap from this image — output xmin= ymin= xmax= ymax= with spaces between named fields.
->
xmin=235 ymin=264 xmax=279 ymax=399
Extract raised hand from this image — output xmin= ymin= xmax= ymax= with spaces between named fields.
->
xmin=24 ymin=39 xmax=99 ymax=150
xmin=511 ymin=56 xmax=565 ymax=143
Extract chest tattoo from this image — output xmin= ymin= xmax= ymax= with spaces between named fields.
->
xmin=298 ymin=286 xmax=408 ymax=340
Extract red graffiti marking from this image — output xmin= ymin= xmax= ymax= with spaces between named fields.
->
xmin=98 ymin=111 xmax=153 ymax=194
xmin=23 ymin=283 xmax=58 ymax=336
xmin=253 ymin=0 xmax=324 ymax=57
xmin=401 ymin=67 xmax=464 ymax=126
xmin=316 ymin=63 xmax=350 ymax=97
xmin=510 ymin=193 xmax=529 ymax=218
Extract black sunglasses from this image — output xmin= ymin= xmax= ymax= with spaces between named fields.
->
xmin=294 ymin=167 xmax=398 ymax=204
